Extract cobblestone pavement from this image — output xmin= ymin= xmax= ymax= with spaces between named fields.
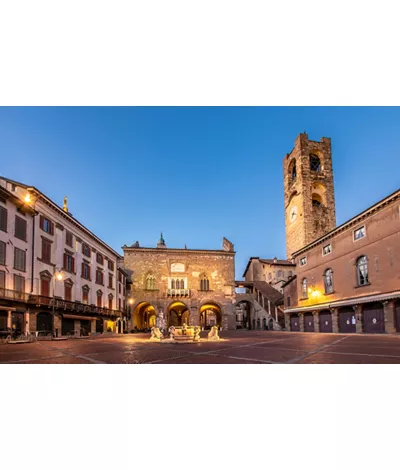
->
xmin=1 ymin=331 xmax=400 ymax=364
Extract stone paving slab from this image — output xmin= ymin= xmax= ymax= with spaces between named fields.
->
xmin=1 ymin=331 xmax=400 ymax=364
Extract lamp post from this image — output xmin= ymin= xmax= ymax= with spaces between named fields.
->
xmin=52 ymin=267 xmax=63 ymax=337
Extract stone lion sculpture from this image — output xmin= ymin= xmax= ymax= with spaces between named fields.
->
xmin=193 ymin=326 xmax=201 ymax=341
xmin=168 ymin=326 xmax=176 ymax=340
xmin=150 ymin=327 xmax=163 ymax=341
xmin=207 ymin=325 xmax=220 ymax=341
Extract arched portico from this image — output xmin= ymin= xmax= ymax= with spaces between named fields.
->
xmin=167 ymin=301 xmax=189 ymax=327
xmin=199 ymin=302 xmax=222 ymax=330
xmin=132 ymin=302 xmax=157 ymax=329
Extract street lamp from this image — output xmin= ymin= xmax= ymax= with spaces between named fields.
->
xmin=52 ymin=267 xmax=64 ymax=337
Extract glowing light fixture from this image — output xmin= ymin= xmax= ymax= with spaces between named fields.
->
xmin=24 ymin=194 xmax=32 ymax=203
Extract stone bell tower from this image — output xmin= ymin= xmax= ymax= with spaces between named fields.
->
xmin=283 ymin=133 xmax=336 ymax=259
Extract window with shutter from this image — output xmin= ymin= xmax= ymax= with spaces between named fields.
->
xmin=64 ymin=283 xmax=72 ymax=301
xmin=0 ymin=206 xmax=7 ymax=232
xmin=14 ymin=247 xmax=26 ymax=271
xmin=41 ymin=277 xmax=50 ymax=297
xmin=108 ymin=273 xmax=113 ymax=288
xmin=14 ymin=274 xmax=25 ymax=292
xmin=97 ymin=291 xmax=102 ymax=308
xmin=66 ymin=230 xmax=73 ymax=247
xmin=0 ymin=270 xmax=5 ymax=289
xmin=15 ymin=215 xmax=27 ymax=241
xmin=108 ymin=295 xmax=113 ymax=310
xmin=82 ymin=286 xmax=89 ymax=304
xmin=41 ymin=239 xmax=52 ymax=263
xmin=0 ymin=241 xmax=6 ymax=265
xmin=40 ymin=216 xmax=54 ymax=235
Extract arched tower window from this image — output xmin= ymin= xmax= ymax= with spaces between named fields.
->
xmin=356 ymin=256 xmax=368 ymax=286
xmin=146 ymin=274 xmax=156 ymax=290
xmin=200 ymin=275 xmax=210 ymax=291
xmin=312 ymin=193 xmax=323 ymax=208
xmin=324 ymin=268 xmax=333 ymax=293
xmin=288 ymin=159 xmax=297 ymax=183
xmin=310 ymin=153 xmax=321 ymax=172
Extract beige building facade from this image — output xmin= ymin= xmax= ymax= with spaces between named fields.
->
xmin=0 ymin=176 xmax=127 ymax=337
xmin=123 ymin=235 xmax=237 ymax=330
xmin=243 ymin=257 xmax=295 ymax=293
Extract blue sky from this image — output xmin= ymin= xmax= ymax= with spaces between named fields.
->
xmin=1 ymin=107 xmax=399 ymax=278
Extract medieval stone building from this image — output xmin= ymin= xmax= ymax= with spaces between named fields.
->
xmin=122 ymin=235 xmax=236 ymax=330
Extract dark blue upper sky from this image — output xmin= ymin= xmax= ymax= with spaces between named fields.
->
xmin=1 ymin=107 xmax=399 ymax=278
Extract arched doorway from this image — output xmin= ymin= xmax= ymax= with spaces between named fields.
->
xmin=319 ymin=310 xmax=333 ymax=333
xmin=235 ymin=301 xmax=251 ymax=329
xmin=339 ymin=307 xmax=356 ymax=333
xmin=268 ymin=318 xmax=274 ymax=331
xmin=37 ymin=312 xmax=52 ymax=332
xmin=133 ymin=302 xmax=157 ymax=330
xmin=168 ymin=301 xmax=189 ymax=327
xmin=199 ymin=303 xmax=222 ymax=330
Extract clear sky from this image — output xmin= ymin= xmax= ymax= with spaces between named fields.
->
xmin=1 ymin=107 xmax=399 ymax=278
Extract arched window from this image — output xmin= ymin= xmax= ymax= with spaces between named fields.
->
xmin=288 ymin=270 xmax=293 ymax=278
xmin=288 ymin=159 xmax=296 ymax=182
xmin=310 ymin=153 xmax=321 ymax=172
xmin=146 ymin=274 xmax=156 ymax=290
xmin=200 ymin=275 xmax=210 ymax=291
xmin=357 ymin=256 xmax=369 ymax=286
xmin=171 ymin=279 xmax=176 ymax=289
xmin=268 ymin=272 xmax=272 ymax=281
xmin=179 ymin=279 xmax=185 ymax=289
xmin=108 ymin=293 xmax=113 ymax=310
xmin=324 ymin=268 xmax=333 ymax=294
xmin=302 ymin=278 xmax=308 ymax=298
xmin=277 ymin=270 xmax=282 ymax=278
xmin=312 ymin=193 xmax=323 ymax=208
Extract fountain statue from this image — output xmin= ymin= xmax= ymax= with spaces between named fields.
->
xmin=207 ymin=325 xmax=220 ymax=341
xmin=149 ymin=326 xmax=163 ymax=341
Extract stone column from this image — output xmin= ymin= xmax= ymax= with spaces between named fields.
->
xmin=284 ymin=313 xmax=290 ymax=331
xmin=383 ymin=300 xmax=396 ymax=334
xmin=24 ymin=311 xmax=29 ymax=334
xmin=299 ymin=313 xmax=304 ymax=332
xmin=91 ymin=319 xmax=96 ymax=334
xmin=331 ymin=308 xmax=339 ymax=333
xmin=313 ymin=311 xmax=320 ymax=333
xmin=353 ymin=305 xmax=363 ymax=333
xmin=7 ymin=310 xmax=12 ymax=328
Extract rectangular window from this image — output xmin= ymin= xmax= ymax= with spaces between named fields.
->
xmin=354 ymin=226 xmax=366 ymax=241
xmin=14 ymin=247 xmax=26 ymax=271
xmin=97 ymin=293 xmax=102 ymax=308
xmin=108 ymin=260 xmax=114 ymax=271
xmin=82 ymin=288 xmax=89 ymax=304
xmin=108 ymin=296 xmax=113 ymax=310
xmin=15 ymin=215 xmax=27 ymax=241
xmin=64 ymin=283 xmax=72 ymax=301
xmin=0 ymin=206 xmax=7 ymax=232
xmin=299 ymin=257 xmax=307 ymax=266
xmin=108 ymin=273 xmax=113 ymax=288
xmin=40 ymin=215 xmax=54 ymax=235
xmin=82 ymin=243 xmax=91 ymax=258
xmin=66 ymin=230 xmax=73 ymax=247
xmin=119 ymin=298 xmax=121 ymax=310
xmin=41 ymin=277 xmax=50 ymax=297
xmin=41 ymin=238 xmax=52 ymax=263
xmin=0 ymin=240 xmax=6 ymax=265
xmin=0 ymin=270 xmax=5 ymax=289
xmin=14 ymin=274 xmax=25 ymax=292
xmin=63 ymin=253 xmax=75 ymax=273
xmin=118 ymin=272 xmax=122 ymax=283
xmin=287 ymin=296 xmax=291 ymax=307
xmin=118 ymin=283 xmax=121 ymax=294
xmin=322 ymin=244 xmax=332 ymax=256
xmin=96 ymin=270 xmax=103 ymax=285
xmin=96 ymin=253 xmax=104 ymax=265
xmin=82 ymin=263 xmax=90 ymax=280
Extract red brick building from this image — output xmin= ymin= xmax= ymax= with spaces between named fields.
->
xmin=283 ymin=189 xmax=400 ymax=334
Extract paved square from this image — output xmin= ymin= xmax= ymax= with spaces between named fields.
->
xmin=1 ymin=331 xmax=400 ymax=364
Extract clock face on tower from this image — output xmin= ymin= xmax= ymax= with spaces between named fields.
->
xmin=290 ymin=205 xmax=298 ymax=223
